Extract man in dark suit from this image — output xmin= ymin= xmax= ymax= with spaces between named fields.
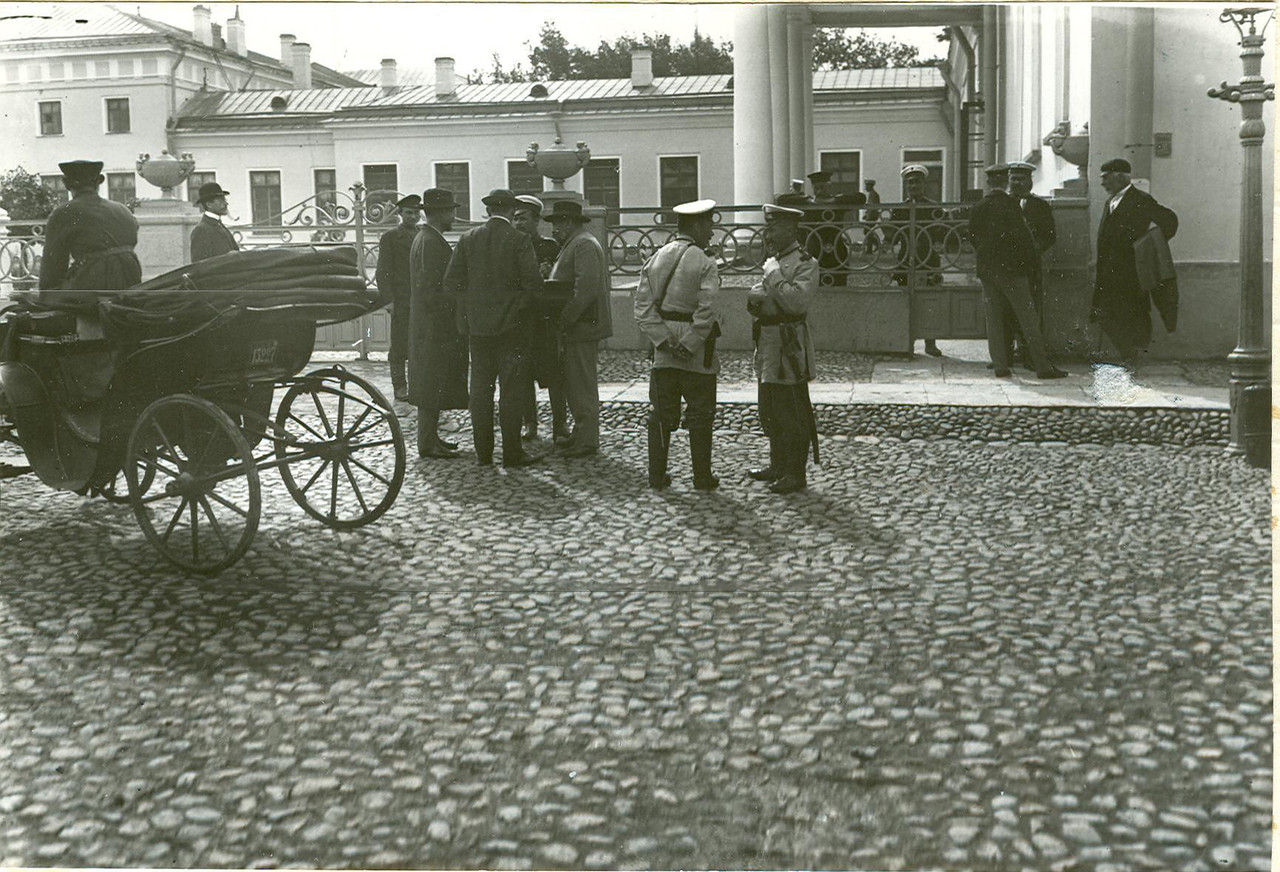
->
xmin=189 ymin=181 xmax=239 ymax=262
xmin=1092 ymin=157 xmax=1179 ymax=369
xmin=1000 ymin=161 xmax=1057 ymax=366
xmin=375 ymin=194 xmax=421 ymax=402
xmin=443 ymin=188 xmax=544 ymax=468
xmin=409 ymin=188 xmax=468 ymax=458
xmin=968 ymin=164 xmax=1066 ymax=380
xmin=512 ymin=194 xmax=568 ymax=443
xmin=39 ymin=159 xmax=141 ymax=304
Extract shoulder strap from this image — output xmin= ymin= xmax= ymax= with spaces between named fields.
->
xmin=654 ymin=242 xmax=693 ymax=311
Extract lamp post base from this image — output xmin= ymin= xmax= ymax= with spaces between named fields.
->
xmin=1227 ymin=346 xmax=1270 ymax=466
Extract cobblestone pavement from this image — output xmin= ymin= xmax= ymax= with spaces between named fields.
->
xmin=0 ymin=385 xmax=1270 ymax=870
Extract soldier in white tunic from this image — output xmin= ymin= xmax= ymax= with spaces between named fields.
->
xmin=634 ymin=199 xmax=722 ymax=491
xmin=747 ymin=203 xmax=820 ymax=494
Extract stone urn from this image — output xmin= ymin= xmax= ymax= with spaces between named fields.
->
xmin=136 ymin=150 xmax=196 ymax=198
xmin=526 ymin=138 xmax=591 ymax=194
xmin=1043 ymin=121 xmax=1089 ymax=180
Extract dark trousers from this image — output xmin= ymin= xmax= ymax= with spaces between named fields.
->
xmin=648 ymin=368 xmax=716 ymax=486
xmin=563 ymin=340 xmax=600 ymax=449
xmin=389 ymin=296 xmax=409 ymax=388
xmin=1002 ymin=264 xmax=1045 ymax=362
xmin=759 ymin=382 xmax=811 ymax=480
xmin=469 ymin=329 xmax=531 ymax=463
xmin=982 ymin=271 xmax=1053 ymax=373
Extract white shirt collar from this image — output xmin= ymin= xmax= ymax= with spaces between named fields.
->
xmin=203 ymin=211 xmax=224 ymax=222
xmin=1110 ymin=184 xmax=1133 ymax=209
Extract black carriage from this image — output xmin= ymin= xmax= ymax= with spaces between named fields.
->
xmin=0 ymin=246 xmax=406 ymax=574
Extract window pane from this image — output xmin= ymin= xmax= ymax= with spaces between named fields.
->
xmin=435 ymin=163 xmax=470 ymax=221
xmin=902 ymin=150 xmax=944 ymax=201
xmin=584 ymin=159 xmax=620 ymax=210
xmin=39 ymin=101 xmax=62 ymax=135
xmin=363 ymin=164 xmax=398 ymax=218
xmin=107 ymin=172 xmax=135 ymax=205
xmin=314 ymin=169 xmax=337 ymax=219
xmin=820 ymin=152 xmax=861 ymax=197
xmin=507 ymin=160 xmax=544 ymax=197
xmin=41 ymin=175 xmax=69 ymax=206
xmin=186 ymin=172 xmax=217 ymax=206
xmin=659 ymin=156 xmax=698 ymax=210
xmin=106 ymin=97 xmax=130 ymax=133
xmin=250 ymin=171 xmax=282 ymax=225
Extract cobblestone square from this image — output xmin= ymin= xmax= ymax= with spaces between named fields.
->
xmin=0 ymin=384 xmax=1270 ymax=870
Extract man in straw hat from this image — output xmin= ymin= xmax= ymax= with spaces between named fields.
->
xmin=634 ymin=198 xmax=722 ymax=491
xmin=376 ymin=193 xmax=422 ymax=402
xmin=747 ymin=202 xmax=820 ymax=494
xmin=408 ymin=188 xmax=469 ymax=458
xmin=443 ymin=188 xmax=544 ymax=468
xmin=38 ymin=159 xmax=141 ymax=300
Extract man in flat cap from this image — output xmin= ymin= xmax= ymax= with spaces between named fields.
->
xmin=408 ymin=188 xmax=468 ymax=458
xmin=375 ymin=194 xmax=422 ymax=402
xmin=546 ymin=199 xmax=612 ymax=458
xmin=189 ymin=181 xmax=239 ymax=262
xmin=890 ymin=165 xmax=944 ymax=357
xmin=1093 ymin=157 xmax=1179 ymax=370
xmin=748 ymin=202 xmax=820 ymax=494
xmin=634 ymin=199 xmax=722 ymax=491
xmin=443 ymin=188 xmax=544 ymax=468
xmin=38 ymin=159 xmax=141 ymax=300
xmin=512 ymin=194 xmax=569 ymax=443
xmin=968 ymin=164 xmax=1066 ymax=379
xmin=1000 ymin=161 xmax=1057 ymax=367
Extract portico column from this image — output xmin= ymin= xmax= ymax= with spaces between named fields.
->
xmin=733 ymin=4 xmax=774 ymax=205
xmin=787 ymin=8 xmax=808 ymax=183
xmin=1121 ymin=7 xmax=1155 ymax=181
xmin=801 ymin=20 xmax=815 ymax=174
xmin=767 ymin=5 xmax=791 ymax=195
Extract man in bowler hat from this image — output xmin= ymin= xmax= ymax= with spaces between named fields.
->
xmin=39 ymin=159 xmax=141 ymax=300
xmin=189 ymin=181 xmax=239 ymax=262
xmin=1092 ymin=157 xmax=1179 ymax=370
xmin=443 ymin=188 xmax=544 ymax=468
xmin=375 ymin=194 xmax=422 ymax=402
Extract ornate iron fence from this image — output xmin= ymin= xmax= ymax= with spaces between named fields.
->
xmin=0 ymin=222 xmax=45 ymax=299
xmin=605 ymin=202 xmax=977 ymax=289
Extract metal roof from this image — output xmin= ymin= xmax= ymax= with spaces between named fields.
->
xmin=179 ymin=87 xmax=380 ymax=119
xmin=343 ymin=67 xmax=437 ymax=89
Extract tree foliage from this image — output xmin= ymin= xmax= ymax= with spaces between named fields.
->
xmin=0 ymin=167 xmax=58 ymax=221
xmin=812 ymin=28 xmax=944 ymax=70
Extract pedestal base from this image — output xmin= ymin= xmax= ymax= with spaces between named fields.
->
xmin=134 ymin=198 xmax=202 ymax=280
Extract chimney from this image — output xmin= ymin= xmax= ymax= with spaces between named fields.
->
xmin=211 ymin=22 xmax=223 ymax=50
xmin=192 ymin=5 xmax=213 ymax=47
xmin=380 ymin=58 xmax=397 ymax=92
xmin=280 ymin=33 xmax=295 ymax=65
xmin=631 ymin=47 xmax=653 ymax=88
xmin=434 ymin=56 xmax=456 ymax=98
xmin=225 ymin=10 xmax=246 ymax=57
xmin=291 ymin=42 xmax=312 ymax=89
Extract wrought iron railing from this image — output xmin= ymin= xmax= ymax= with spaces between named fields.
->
xmin=605 ymin=202 xmax=977 ymax=288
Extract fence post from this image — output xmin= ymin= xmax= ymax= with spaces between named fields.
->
xmin=351 ymin=181 xmax=370 ymax=361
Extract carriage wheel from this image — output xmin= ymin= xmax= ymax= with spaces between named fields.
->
xmin=274 ymin=367 xmax=405 ymax=530
xmin=125 ymin=394 xmax=261 ymax=575
xmin=102 ymin=447 xmax=157 ymax=504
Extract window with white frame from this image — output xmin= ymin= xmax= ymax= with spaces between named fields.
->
xmin=106 ymin=172 xmax=135 ymax=205
xmin=584 ymin=158 xmax=620 ymax=210
xmin=820 ymin=151 xmax=862 ymax=197
xmin=659 ymin=156 xmax=698 ymax=210
xmin=434 ymin=163 xmax=470 ymax=221
xmin=105 ymin=97 xmax=130 ymax=133
xmin=187 ymin=172 xmax=217 ymax=207
xmin=314 ymin=169 xmax=337 ymax=218
xmin=250 ymin=170 xmax=282 ymax=225
xmin=38 ymin=100 xmax=62 ymax=136
xmin=900 ymin=149 xmax=944 ymax=201
xmin=363 ymin=164 xmax=399 ymax=218
xmin=507 ymin=160 xmax=544 ymax=197
xmin=41 ymin=174 xmax=68 ymax=207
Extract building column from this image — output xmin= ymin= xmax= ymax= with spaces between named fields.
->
xmin=733 ymin=4 xmax=774 ymax=206
xmin=802 ymin=21 xmax=815 ymax=174
xmin=787 ymin=7 xmax=808 ymax=184
xmin=1121 ymin=7 xmax=1155 ymax=181
xmin=981 ymin=6 xmax=1000 ymax=168
xmin=767 ymin=5 xmax=791 ymax=196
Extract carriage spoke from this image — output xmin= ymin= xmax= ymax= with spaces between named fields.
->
xmin=310 ymin=391 xmax=335 ymax=438
xmin=348 ymin=437 xmax=396 ymax=450
xmin=204 ymin=487 xmax=252 ymax=518
xmin=190 ymin=501 xmax=200 ymax=562
xmin=138 ymin=452 xmax=181 ymax=481
xmin=151 ymin=419 xmax=182 ymax=471
xmin=329 ymin=460 xmax=339 ymax=519
xmin=342 ymin=406 xmax=373 ymax=439
xmin=161 ymin=496 xmax=189 ymax=544
xmin=346 ymin=453 xmax=392 ymax=486
xmin=336 ymin=390 xmax=347 ymax=438
xmin=344 ymin=408 xmax=387 ymax=441
xmin=286 ymin=411 xmax=327 ymax=442
xmin=299 ymin=458 xmax=331 ymax=497
xmin=340 ymin=458 xmax=371 ymax=516
xmin=197 ymin=495 xmax=231 ymax=553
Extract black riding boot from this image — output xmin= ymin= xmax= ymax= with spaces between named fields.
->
xmin=749 ymin=438 xmax=783 ymax=481
xmin=647 ymin=418 xmax=672 ymax=489
xmin=770 ymin=438 xmax=807 ymax=494
xmin=690 ymin=426 xmax=719 ymax=491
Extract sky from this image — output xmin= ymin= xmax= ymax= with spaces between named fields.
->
xmin=132 ymin=2 xmax=946 ymax=77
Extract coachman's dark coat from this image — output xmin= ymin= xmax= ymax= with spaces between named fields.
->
xmin=38 ymin=193 xmax=141 ymax=293
xmin=408 ymin=225 xmax=468 ymax=409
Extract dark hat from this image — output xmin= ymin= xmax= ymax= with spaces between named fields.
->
xmin=58 ymin=160 xmax=104 ymax=185
xmin=806 ymin=171 xmax=832 ymax=183
xmin=481 ymin=187 xmax=519 ymax=208
xmin=196 ymin=181 xmax=231 ymax=203
xmin=865 ymin=179 xmax=877 ymax=187
xmin=1101 ymin=158 xmax=1132 ymax=174
xmin=984 ymin=163 xmax=1010 ymax=176
xmin=394 ymin=194 xmax=422 ymax=209
xmin=543 ymin=199 xmax=589 ymax=223
xmin=775 ymin=192 xmax=810 ymax=207
xmin=420 ymin=188 xmax=459 ymax=210
xmin=1006 ymin=161 xmax=1035 ymax=174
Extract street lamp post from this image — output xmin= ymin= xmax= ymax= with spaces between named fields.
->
xmin=1208 ymin=7 xmax=1275 ymax=465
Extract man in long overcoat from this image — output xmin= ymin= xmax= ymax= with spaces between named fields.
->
xmin=408 ymin=188 xmax=468 ymax=458
xmin=39 ymin=159 xmax=141 ymax=303
xmin=376 ymin=194 xmax=421 ymax=402
xmin=443 ymin=188 xmax=544 ymax=468
xmin=1091 ymin=157 xmax=1180 ymax=369
xmin=189 ymin=181 xmax=239 ymax=262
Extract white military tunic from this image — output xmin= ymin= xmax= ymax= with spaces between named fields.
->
xmin=749 ymin=242 xmax=818 ymax=385
xmin=634 ymin=234 xmax=722 ymax=374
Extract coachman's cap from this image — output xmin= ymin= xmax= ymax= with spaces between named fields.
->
xmin=806 ymin=171 xmax=832 ymax=183
xmin=481 ymin=188 xmax=519 ymax=208
xmin=543 ymin=199 xmax=589 ymax=223
xmin=394 ymin=194 xmax=422 ymax=209
xmin=672 ymin=198 xmax=716 ymax=217
xmin=58 ymin=160 xmax=104 ymax=185
xmin=196 ymin=181 xmax=231 ymax=203
xmin=900 ymin=164 xmax=929 ymax=180
xmin=514 ymin=194 xmax=545 ymax=215
xmin=1101 ymin=158 xmax=1132 ymax=174
xmin=763 ymin=203 xmax=805 ymax=220
xmin=420 ymin=188 xmax=459 ymax=210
